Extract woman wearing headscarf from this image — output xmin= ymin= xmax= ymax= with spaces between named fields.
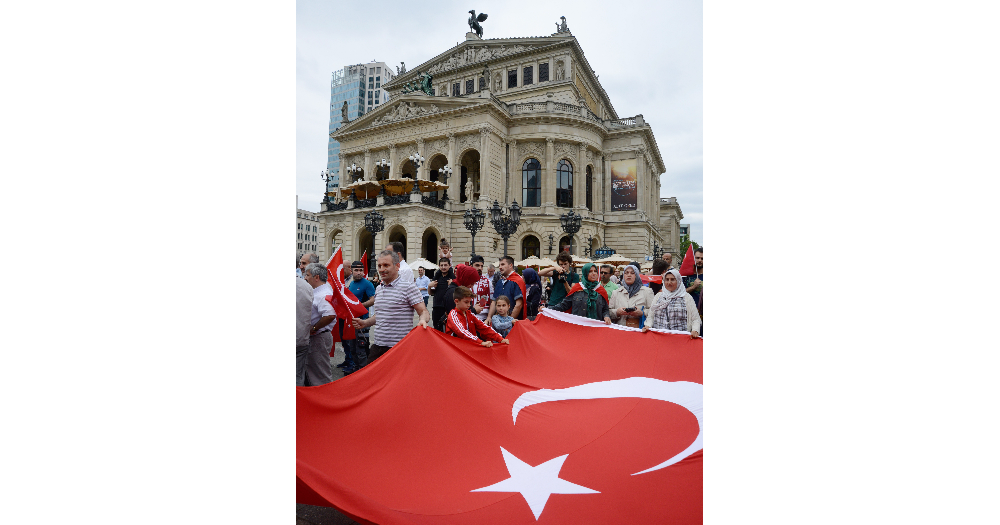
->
xmin=643 ymin=268 xmax=701 ymax=338
xmin=608 ymin=264 xmax=654 ymax=328
xmin=522 ymin=267 xmax=542 ymax=320
xmin=544 ymin=262 xmax=611 ymax=324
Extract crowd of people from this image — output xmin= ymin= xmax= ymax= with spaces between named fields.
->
xmin=295 ymin=243 xmax=704 ymax=386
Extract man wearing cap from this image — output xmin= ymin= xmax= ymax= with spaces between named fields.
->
xmin=337 ymin=260 xmax=376 ymax=374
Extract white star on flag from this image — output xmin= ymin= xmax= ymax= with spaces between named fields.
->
xmin=471 ymin=447 xmax=599 ymax=520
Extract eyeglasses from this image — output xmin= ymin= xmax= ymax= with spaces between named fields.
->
xmin=600 ymin=271 xmax=610 ymax=275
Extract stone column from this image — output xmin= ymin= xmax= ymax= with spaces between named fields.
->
xmin=363 ymin=149 xmax=372 ymax=181
xmin=337 ymin=152 xmax=346 ymax=192
xmin=603 ymin=155 xmax=611 ymax=213
xmin=508 ymin=139 xmax=518 ymax=205
xmin=594 ymin=152 xmax=603 ymax=215
xmin=416 ymin=138 xmax=426 ymax=181
xmin=447 ymin=133 xmax=457 ymax=207
xmin=575 ymin=142 xmax=587 ymax=211
xmin=389 ymin=144 xmax=397 ymax=180
xmin=544 ymin=137 xmax=555 ymax=209
xmin=479 ymin=126 xmax=490 ymax=204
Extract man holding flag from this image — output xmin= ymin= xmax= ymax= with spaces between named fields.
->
xmin=321 ymin=246 xmax=371 ymax=373
xmin=337 ymin=261 xmax=376 ymax=374
xmin=680 ymin=246 xmax=703 ymax=335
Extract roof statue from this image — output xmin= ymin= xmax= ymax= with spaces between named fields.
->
xmin=400 ymin=71 xmax=434 ymax=96
xmin=555 ymin=16 xmax=569 ymax=33
xmin=396 ymin=61 xmax=406 ymax=75
xmin=341 ymin=101 xmax=349 ymax=122
xmin=468 ymin=10 xmax=488 ymax=38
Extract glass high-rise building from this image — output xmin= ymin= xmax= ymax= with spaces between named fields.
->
xmin=327 ymin=61 xmax=395 ymax=190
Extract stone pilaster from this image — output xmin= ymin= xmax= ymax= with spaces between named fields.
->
xmin=508 ymin=139 xmax=517 ymax=204
xmin=337 ymin=153 xmax=345 ymax=188
xmin=389 ymin=144 xmax=397 ymax=180
xmin=363 ymin=149 xmax=372 ymax=181
xmin=447 ymin=133 xmax=458 ymax=210
xmin=416 ymin=138 xmax=426 ymax=181
xmin=544 ymin=137 xmax=555 ymax=209
xmin=479 ymin=126 xmax=490 ymax=205
xmin=575 ymin=142 xmax=587 ymax=211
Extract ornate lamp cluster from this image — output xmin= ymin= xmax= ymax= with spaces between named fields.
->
xmin=408 ymin=153 xmax=425 ymax=194
xmin=346 ymin=163 xmax=363 ymax=182
xmin=319 ymin=169 xmax=334 ymax=206
xmin=559 ymin=210 xmax=582 ymax=254
xmin=463 ymin=205 xmax=485 ymax=258
xmin=489 ymin=199 xmax=521 ymax=257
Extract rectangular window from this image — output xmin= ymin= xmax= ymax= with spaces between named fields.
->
xmin=452 ymin=83 xmax=460 ymax=96
xmin=466 ymin=79 xmax=474 ymax=94
xmin=539 ymin=62 xmax=549 ymax=82
xmin=313 ymin=226 xmax=317 ymax=232
xmin=479 ymin=77 xmax=485 ymax=91
xmin=508 ymin=69 xmax=517 ymax=88
xmin=376 ymin=67 xmax=380 ymax=74
xmin=298 ymin=243 xmax=302 ymax=249
xmin=523 ymin=66 xmax=533 ymax=85
xmin=375 ymin=76 xmax=380 ymax=88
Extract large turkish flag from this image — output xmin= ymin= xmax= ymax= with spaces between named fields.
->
xmin=297 ymin=308 xmax=703 ymax=524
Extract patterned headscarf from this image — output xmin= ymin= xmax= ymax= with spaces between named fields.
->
xmin=651 ymin=269 xmax=688 ymax=310
xmin=623 ymin=264 xmax=644 ymax=298
xmin=581 ymin=262 xmax=601 ymax=319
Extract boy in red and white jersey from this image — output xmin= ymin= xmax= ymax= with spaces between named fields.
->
xmin=446 ymin=286 xmax=508 ymax=347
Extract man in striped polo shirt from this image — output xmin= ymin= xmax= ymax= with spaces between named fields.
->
xmin=352 ymin=249 xmax=430 ymax=363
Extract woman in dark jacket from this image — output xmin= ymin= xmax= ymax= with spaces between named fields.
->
xmin=544 ymin=263 xmax=611 ymax=324
xmin=523 ymin=268 xmax=542 ymax=320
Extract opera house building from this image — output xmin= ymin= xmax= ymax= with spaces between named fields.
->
xmin=321 ymin=23 xmax=684 ymax=265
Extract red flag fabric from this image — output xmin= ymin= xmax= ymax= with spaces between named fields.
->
xmin=360 ymin=249 xmax=368 ymax=276
xmin=297 ymin=309 xmax=703 ymax=524
xmin=567 ymin=282 xmax=610 ymax=304
xmin=507 ymin=271 xmax=528 ymax=320
xmin=323 ymin=245 xmax=368 ymax=343
xmin=638 ymin=274 xmax=662 ymax=285
xmin=678 ymin=245 xmax=696 ymax=277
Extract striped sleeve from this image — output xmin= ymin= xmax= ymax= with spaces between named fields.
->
xmin=469 ymin=313 xmax=504 ymax=342
xmin=446 ymin=310 xmax=480 ymax=342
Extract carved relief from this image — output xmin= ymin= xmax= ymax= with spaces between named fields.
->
xmin=373 ymin=101 xmax=442 ymax=125
xmin=519 ymin=141 xmax=543 ymax=161
xmin=457 ymin=133 xmax=479 ymax=154
xmin=426 ymin=44 xmax=534 ymax=76
xmin=554 ymin=141 xmax=575 ymax=159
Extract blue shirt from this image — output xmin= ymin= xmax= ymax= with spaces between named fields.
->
xmin=346 ymin=277 xmax=377 ymax=320
xmin=414 ymin=275 xmax=431 ymax=298
xmin=492 ymin=274 xmax=524 ymax=304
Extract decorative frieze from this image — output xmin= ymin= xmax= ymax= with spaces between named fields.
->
xmin=426 ymin=44 xmax=536 ymax=76
xmin=373 ymin=101 xmax=442 ymax=125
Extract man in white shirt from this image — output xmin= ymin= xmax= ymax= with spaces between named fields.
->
xmin=415 ymin=266 xmax=431 ymax=306
xmin=303 ymin=263 xmax=337 ymax=386
xmin=387 ymin=241 xmax=414 ymax=284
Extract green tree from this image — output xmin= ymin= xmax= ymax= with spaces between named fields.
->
xmin=678 ymin=235 xmax=701 ymax=262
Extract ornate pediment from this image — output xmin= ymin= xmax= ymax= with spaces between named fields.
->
xmin=425 ymin=43 xmax=537 ymax=76
xmin=372 ymin=101 xmax=443 ymax=125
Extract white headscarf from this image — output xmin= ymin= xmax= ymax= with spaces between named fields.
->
xmin=650 ymin=269 xmax=688 ymax=312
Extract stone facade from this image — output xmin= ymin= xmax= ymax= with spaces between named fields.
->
xmin=319 ymin=29 xmax=682 ymax=265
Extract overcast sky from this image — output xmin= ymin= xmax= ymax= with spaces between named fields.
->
xmin=297 ymin=0 xmax=703 ymax=245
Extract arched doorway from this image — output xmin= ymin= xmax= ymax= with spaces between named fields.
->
xmin=460 ymin=149 xmax=480 ymax=203
xmin=428 ymin=154 xmax=449 ymax=201
xmin=559 ymin=235 xmax=572 ymax=255
xmin=422 ymin=228 xmax=439 ymax=262
xmin=358 ymin=229 xmax=375 ymax=276
xmin=387 ymin=225 xmax=407 ymax=260
xmin=521 ymin=235 xmax=540 ymax=259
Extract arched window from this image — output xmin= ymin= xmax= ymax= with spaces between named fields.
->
xmin=559 ymin=235 xmax=572 ymax=255
xmin=521 ymin=235 xmax=540 ymax=259
xmin=522 ymin=158 xmax=541 ymax=207
xmin=586 ymin=165 xmax=593 ymax=211
xmin=556 ymin=160 xmax=573 ymax=208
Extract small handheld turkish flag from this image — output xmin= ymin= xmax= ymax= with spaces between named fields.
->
xmin=298 ymin=308 xmax=703 ymax=524
xmin=679 ymin=244 xmax=697 ymax=277
xmin=323 ymin=245 xmax=368 ymax=342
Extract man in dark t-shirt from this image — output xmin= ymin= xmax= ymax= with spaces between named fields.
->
xmin=430 ymin=257 xmax=455 ymax=332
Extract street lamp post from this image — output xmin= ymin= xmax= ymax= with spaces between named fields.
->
xmin=438 ymin=165 xmax=453 ymax=201
xmin=463 ymin=205 xmax=485 ymax=259
xmin=559 ymin=210 xmax=582 ymax=255
xmin=489 ymin=199 xmax=521 ymax=257
xmin=320 ymin=169 xmax=334 ymax=208
xmin=364 ymin=210 xmax=386 ymax=275
xmin=583 ymin=234 xmax=593 ymax=258
xmin=652 ymin=241 xmax=663 ymax=260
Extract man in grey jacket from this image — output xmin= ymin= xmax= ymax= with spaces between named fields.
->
xmin=295 ymin=276 xmax=314 ymax=386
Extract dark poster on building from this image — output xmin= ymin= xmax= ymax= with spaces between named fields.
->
xmin=610 ymin=159 xmax=637 ymax=210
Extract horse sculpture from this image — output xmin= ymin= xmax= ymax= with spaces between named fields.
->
xmin=468 ymin=10 xmax=488 ymax=38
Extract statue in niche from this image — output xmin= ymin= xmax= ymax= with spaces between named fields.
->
xmin=494 ymin=73 xmax=502 ymax=92
xmin=555 ymin=59 xmax=566 ymax=80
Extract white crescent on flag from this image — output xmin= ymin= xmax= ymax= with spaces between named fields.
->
xmin=512 ymin=377 xmax=703 ymax=475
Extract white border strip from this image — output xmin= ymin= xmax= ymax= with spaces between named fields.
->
xmin=539 ymin=307 xmax=692 ymax=336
